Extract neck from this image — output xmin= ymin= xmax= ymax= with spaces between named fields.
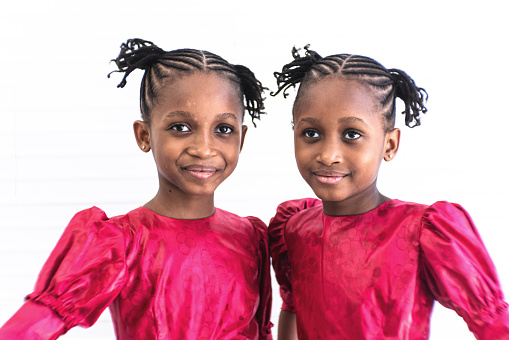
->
xmin=322 ymin=187 xmax=390 ymax=216
xmin=144 ymin=188 xmax=215 ymax=220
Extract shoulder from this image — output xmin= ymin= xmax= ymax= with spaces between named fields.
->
xmin=389 ymin=199 xmax=469 ymax=217
xmin=67 ymin=206 xmax=122 ymax=231
xmin=270 ymin=198 xmax=322 ymax=227
xmin=104 ymin=206 xmax=169 ymax=233
xmin=391 ymin=200 xmax=484 ymax=248
xmin=214 ymin=208 xmax=267 ymax=236
xmin=55 ymin=207 xmax=139 ymax=249
xmin=381 ymin=199 xmax=428 ymax=215
xmin=268 ymin=198 xmax=322 ymax=248
xmin=383 ymin=199 xmax=471 ymax=223
xmin=214 ymin=208 xmax=263 ymax=225
xmin=423 ymin=200 xmax=470 ymax=217
xmin=420 ymin=201 xmax=476 ymax=232
xmin=59 ymin=206 xmax=165 ymax=248
xmin=378 ymin=199 xmax=462 ymax=223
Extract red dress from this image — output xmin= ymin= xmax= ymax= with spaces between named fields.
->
xmin=269 ymin=198 xmax=509 ymax=340
xmin=0 ymin=206 xmax=273 ymax=340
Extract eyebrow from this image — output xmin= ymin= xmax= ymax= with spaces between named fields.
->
xmin=164 ymin=111 xmax=239 ymax=121
xmin=215 ymin=112 xmax=239 ymax=121
xmin=296 ymin=116 xmax=367 ymax=127
xmin=339 ymin=116 xmax=368 ymax=126
xmin=296 ymin=117 xmax=320 ymax=127
xmin=164 ymin=111 xmax=193 ymax=119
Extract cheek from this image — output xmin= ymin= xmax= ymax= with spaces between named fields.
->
xmin=222 ymin=138 xmax=242 ymax=163
xmin=294 ymin=144 xmax=314 ymax=172
xmin=353 ymin=148 xmax=383 ymax=176
xmin=154 ymin=146 xmax=176 ymax=169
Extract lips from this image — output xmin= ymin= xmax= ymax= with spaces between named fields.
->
xmin=182 ymin=165 xmax=221 ymax=180
xmin=312 ymin=170 xmax=348 ymax=185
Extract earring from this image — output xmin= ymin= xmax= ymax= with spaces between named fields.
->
xmin=388 ymin=154 xmax=393 ymax=158
xmin=142 ymin=145 xmax=146 ymax=150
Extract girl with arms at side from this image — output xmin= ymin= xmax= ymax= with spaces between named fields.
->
xmin=269 ymin=46 xmax=509 ymax=339
xmin=0 ymin=39 xmax=272 ymax=340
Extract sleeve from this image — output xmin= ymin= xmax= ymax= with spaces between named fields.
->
xmin=268 ymin=198 xmax=322 ymax=313
xmin=0 ymin=207 xmax=128 ymax=339
xmin=248 ymin=216 xmax=274 ymax=340
xmin=420 ymin=201 xmax=509 ymax=339
xmin=0 ymin=300 xmax=65 ymax=340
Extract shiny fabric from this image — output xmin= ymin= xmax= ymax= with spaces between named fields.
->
xmin=269 ymin=198 xmax=509 ymax=340
xmin=0 ymin=206 xmax=273 ymax=339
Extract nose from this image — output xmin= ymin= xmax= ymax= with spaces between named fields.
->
xmin=187 ymin=131 xmax=217 ymax=159
xmin=316 ymin=140 xmax=342 ymax=166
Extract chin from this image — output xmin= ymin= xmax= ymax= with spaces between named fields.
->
xmin=187 ymin=187 xmax=218 ymax=197
xmin=311 ymin=190 xmax=345 ymax=203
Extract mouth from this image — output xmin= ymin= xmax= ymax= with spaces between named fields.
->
xmin=312 ymin=170 xmax=348 ymax=185
xmin=182 ymin=165 xmax=221 ymax=180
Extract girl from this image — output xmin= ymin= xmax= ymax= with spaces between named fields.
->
xmin=269 ymin=46 xmax=509 ymax=339
xmin=0 ymin=39 xmax=272 ymax=340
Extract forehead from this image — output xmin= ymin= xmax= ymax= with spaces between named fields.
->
xmin=153 ymin=72 xmax=244 ymax=118
xmin=294 ymin=76 xmax=381 ymax=123
xmin=162 ymin=71 xmax=241 ymax=100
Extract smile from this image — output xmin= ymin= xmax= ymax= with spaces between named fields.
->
xmin=182 ymin=165 xmax=220 ymax=180
xmin=312 ymin=170 xmax=348 ymax=185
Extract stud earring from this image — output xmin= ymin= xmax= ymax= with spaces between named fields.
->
xmin=388 ymin=154 xmax=392 ymax=158
xmin=142 ymin=145 xmax=146 ymax=150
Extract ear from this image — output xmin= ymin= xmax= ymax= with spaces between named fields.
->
xmin=133 ymin=120 xmax=151 ymax=152
xmin=239 ymin=125 xmax=248 ymax=152
xmin=383 ymin=128 xmax=400 ymax=161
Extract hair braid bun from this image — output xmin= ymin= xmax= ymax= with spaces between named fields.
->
xmin=234 ymin=64 xmax=266 ymax=126
xmin=108 ymin=39 xmax=166 ymax=88
xmin=272 ymin=45 xmax=323 ymax=98
xmin=388 ymin=69 xmax=428 ymax=127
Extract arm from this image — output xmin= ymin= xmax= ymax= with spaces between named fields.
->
xmin=269 ymin=199 xmax=321 ymax=340
xmin=0 ymin=300 xmax=65 ymax=340
xmin=249 ymin=216 xmax=274 ymax=339
xmin=1 ymin=207 xmax=127 ymax=338
xmin=269 ymin=198 xmax=321 ymax=314
xmin=277 ymin=310 xmax=298 ymax=340
xmin=421 ymin=202 xmax=509 ymax=339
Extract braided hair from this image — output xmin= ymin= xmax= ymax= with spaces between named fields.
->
xmin=272 ymin=45 xmax=428 ymax=129
xmin=108 ymin=39 xmax=266 ymax=126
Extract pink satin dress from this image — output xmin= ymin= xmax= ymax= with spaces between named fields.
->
xmin=0 ymin=206 xmax=273 ymax=339
xmin=269 ymin=198 xmax=509 ymax=339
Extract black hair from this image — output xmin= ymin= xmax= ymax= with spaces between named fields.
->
xmin=108 ymin=38 xmax=266 ymax=126
xmin=272 ymin=45 xmax=428 ymax=129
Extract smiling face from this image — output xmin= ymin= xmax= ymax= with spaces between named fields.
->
xmin=293 ymin=76 xmax=400 ymax=215
xmin=134 ymin=72 xmax=246 ymax=212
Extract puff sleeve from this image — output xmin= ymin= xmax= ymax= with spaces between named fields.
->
xmin=248 ymin=216 xmax=274 ymax=339
xmin=0 ymin=207 xmax=128 ymax=339
xmin=420 ymin=201 xmax=509 ymax=339
xmin=268 ymin=198 xmax=322 ymax=313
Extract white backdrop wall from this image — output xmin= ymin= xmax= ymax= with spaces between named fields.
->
xmin=0 ymin=1 xmax=507 ymax=339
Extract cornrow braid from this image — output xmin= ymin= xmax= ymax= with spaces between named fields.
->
xmin=108 ymin=38 xmax=266 ymax=125
xmin=273 ymin=45 xmax=427 ymax=128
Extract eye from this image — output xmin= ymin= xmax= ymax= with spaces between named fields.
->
xmin=344 ymin=130 xmax=361 ymax=140
xmin=169 ymin=123 xmax=190 ymax=132
xmin=215 ymin=125 xmax=233 ymax=134
xmin=303 ymin=129 xmax=320 ymax=139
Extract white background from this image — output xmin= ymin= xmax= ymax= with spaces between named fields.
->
xmin=0 ymin=1 xmax=508 ymax=339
